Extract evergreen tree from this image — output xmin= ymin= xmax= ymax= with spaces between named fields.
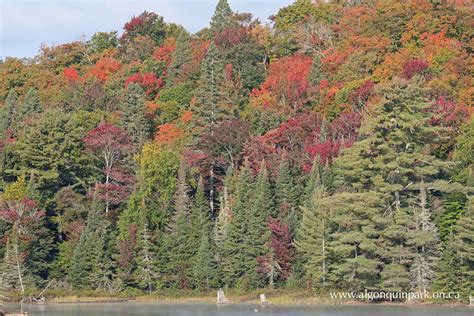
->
xmin=455 ymin=197 xmax=474 ymax=296
xmin=327 ymin=192 xmax=383 ymax=291
xmin=247 ymin=162 xmax=272 ymax=286
xmin=193 ymin=43 xmax=231 ymax=133
xmin=295 ymin=187 xmax=332 ymax=290
xmin=333 ymin=77 xmax=451 ymax=292
xmin=0 ymin=260 xmax=7 ymax=311
xmin=18 ymin=88 xmax=41 ymax=123
xmin=134 ymin=224 xmax=158 ymax=294
xmin=167 ymin=30 xmax=192 ymax=84
xmin=221 ymin=161 xmax=253 ymax=288
xmin=0 ymin=89 xmax=18 ymax=133
xmin=193 ymin=43 xmax=232 ymax=215
xmin=189 ymin=178 xmax=211 ymax=254
xmin=192 ymin=230 xmax=216 ymax=290
xmin=275 ymin=158 xmax=298 ymax=230
xmin=68 ymin=197 xmax=114 ymax=290
xmin=432 ymin=234 xmax=465 ymax=296
xmin=120 ymin=83 xmax=151 ymax=146
xmin=209 ymin=0 xmax=234 ymax=33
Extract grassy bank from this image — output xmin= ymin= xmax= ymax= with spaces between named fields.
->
xmin=35 ymin=289 xmax=468 ymax=307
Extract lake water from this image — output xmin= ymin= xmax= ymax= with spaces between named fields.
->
xmin=17 ymin=302 xmax=473 ymax=316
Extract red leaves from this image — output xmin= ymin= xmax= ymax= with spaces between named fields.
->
xmin=84 ymin=123 xmax=132 ymax=213
xmin=349 ymin=80 xmax=375 ymax=108
xmin=117 ymin=224 xmax=138 ymax=269
xmin=214 ymin=27 xmax=248 ymax=49
xmin=245 ymin=111 xmax=361 ymax=175
xmin=83 ymin=122 xmax=131 ymax=154
xmin=257 ymin=218 xmax=294 ymax=281
xmin=267 ymin=218 xmax=294 ymax=279
xmin=125 ymin=72 xmax=164 ymax=97
xmin=153 ymin=39 xmax=176 ymax=66
xmin=0 ymin=198 xmax=45 ymax=234
xmin=251 ymin=54 xmax=313 ymax=112
xmin=429 ymin=96 xmax=469 ymax=129
xmin=63 ymin=66 xmax=79 ymax=83
xmin=401 ymin=59 xmax=430 ymax=80
xmin=91 ymin=182 xmax=130 ymax=206
xmin=90 ymin=57 xmax=122 ymax=82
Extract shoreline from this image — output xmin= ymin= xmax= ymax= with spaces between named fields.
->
xmin=34 ymin=291 xmax=470 ymax=308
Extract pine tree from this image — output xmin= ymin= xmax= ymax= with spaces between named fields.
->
xmin=209 ymin=0 xmax=234 ymax=33
xmin=295 ymin=187 xmax=332 ymax=290
xmin=408 ymin=180 xmax=441 ymax=293
xmin=327 ymin=192 xmax=383 ymax=291
xmin=120 ymin=83 xmax=151 ymax=146
xmin=18 ymin=88 xmax=41 ymax=123
xmin=0 ymin=89 xmax=18 ymax=133
xmin=333 ymin=77 xmax=451 ymax=292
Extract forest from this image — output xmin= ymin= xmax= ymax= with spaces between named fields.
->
xmin=0 ymin=0 xmax=473 ymax=302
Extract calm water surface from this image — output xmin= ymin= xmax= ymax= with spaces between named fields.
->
xmin=19 ymin=302 xmax=473 ymax=316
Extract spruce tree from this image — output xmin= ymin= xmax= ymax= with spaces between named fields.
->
xmin=0 ymin=89 xmax=18 ymax=133
xmin=189 ymin=178 xmax=211 ymax=254
xmin=192 ymin=231 xmax=216 ymax=290
xmin=221 ymin=161 xmax=253 ymax=288
xmin=18 ymin=88 xmax=41 ymax=123
xmin=120 ymin=83 xmax=151 ymax=146
xmin=134 ymin=224 xmax=158 ymax=294
xmin=193 ymin=43 xmax=231 ymax=133
xmin=193 ymin=43 xmax=232 ymax=215
xmin=247 ymin=162 xmax=273 ymax=287
xmin=164 ymin=176 xmax=196 ymax=289
xmin=209 ymin=0 xmax=234 ymax=33
xmin=68 ymin=197 xmax=114 ymax=290
xmin=275 ymin=158 xmax=298 ymax=230
xmin=455 ymin=197 xmax=474 ymax=297
xmin=167 ymin=30 xmax=192 ymax=84
xmin=432 ymin=234 xmax=465 ymax=296
xmin=295 ymin=187 xmax=332 ymax=290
